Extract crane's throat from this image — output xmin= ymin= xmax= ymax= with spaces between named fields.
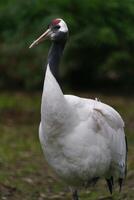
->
xmin=47 ymin=41 xmax=66 ymax=81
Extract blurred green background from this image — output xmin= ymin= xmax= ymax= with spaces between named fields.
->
xmin=0 ymin=0 xmax=134 ymax=200
xmin=0 ymin=0 xmax=134 ymax=91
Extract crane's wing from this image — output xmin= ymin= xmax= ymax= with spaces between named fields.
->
xmin=65 ymin=94 xmax=127 ymax=192
xmin=93 ymin=103 xmax=127 ymax=192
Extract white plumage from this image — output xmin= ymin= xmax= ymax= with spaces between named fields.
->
xmin=39 ymin=65 xmax=126 ymax=184
xmin=30 ymin=18 xmax=127 ymax=199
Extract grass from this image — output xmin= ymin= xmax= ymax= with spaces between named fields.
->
xmin=0 ymin=92 xmax=134 ymax=200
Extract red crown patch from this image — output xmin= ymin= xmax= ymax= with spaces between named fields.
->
xmin=52 ymin=19 xmax=61 ymax=25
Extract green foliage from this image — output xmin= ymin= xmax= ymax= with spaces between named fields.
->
xmin=0 ymin=0 xmax=134 ymax=90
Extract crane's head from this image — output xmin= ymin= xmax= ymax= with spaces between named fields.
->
xmin=29 ymin=18 xmax=68 ymax=48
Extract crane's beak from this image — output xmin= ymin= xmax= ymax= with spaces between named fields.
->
xmin=29 ymin=28 xmax=52 ymax=48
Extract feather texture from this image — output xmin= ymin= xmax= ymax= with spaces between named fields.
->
xmin=39 ymin=66 xmax=127 ymax=189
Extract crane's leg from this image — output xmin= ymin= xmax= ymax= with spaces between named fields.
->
xmin=72 ymin=190 xmax=79 ymax=200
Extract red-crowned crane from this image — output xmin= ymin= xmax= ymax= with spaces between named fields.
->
xmin=29 ymin=18 xmax=128 ymax=200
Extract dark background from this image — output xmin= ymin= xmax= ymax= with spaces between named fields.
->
xmin=1 ymin=0 xmax=134 ymax=92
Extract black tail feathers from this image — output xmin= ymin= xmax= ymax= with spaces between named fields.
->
xmin=106 ymin=176 xmax=124 ymax=194
xmin=106 ymin=176 xmax=114 ymax=194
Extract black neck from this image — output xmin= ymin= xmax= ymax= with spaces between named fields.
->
xmin=47 ymin=40 xmax=66 ymax=81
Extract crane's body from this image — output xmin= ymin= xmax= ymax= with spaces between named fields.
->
xmin=29 ymin=18 xmax=127 ymax=200
xmin=39 ymin=64 xmax=126 ymax=187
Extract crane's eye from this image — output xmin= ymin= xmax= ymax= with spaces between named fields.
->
xmin=53 ymin=25 xmax=60 ymax=30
